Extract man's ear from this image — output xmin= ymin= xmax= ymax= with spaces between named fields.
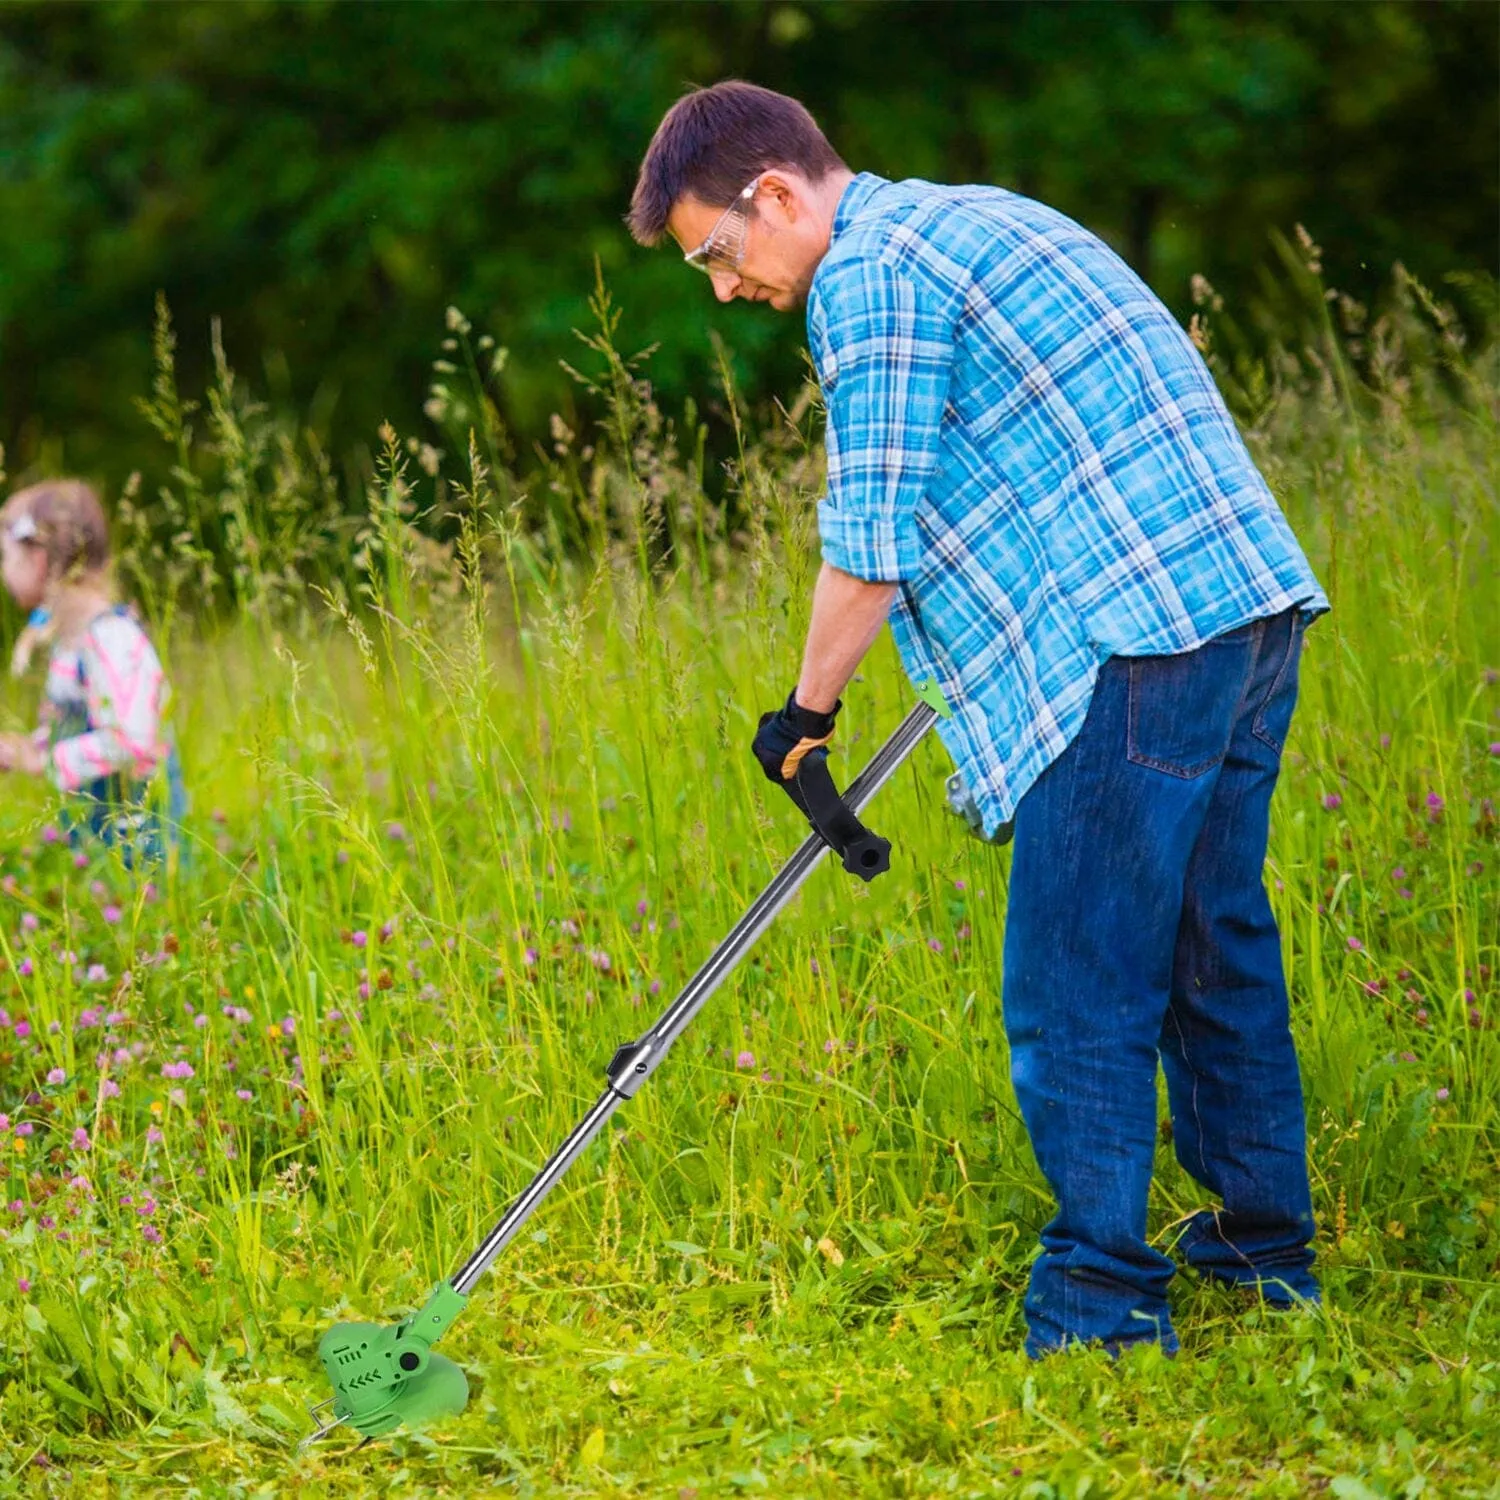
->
xmin=757 ymin=170 xmax=801 ymax=224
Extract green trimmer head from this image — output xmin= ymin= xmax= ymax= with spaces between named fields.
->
xmin=300 ymin=700 xmax=943 ymax=1452
xmin=301 ymin=1281 xmax=470 ymax=1449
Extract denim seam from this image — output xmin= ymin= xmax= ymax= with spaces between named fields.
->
xmin=1125 ymin=636 xmax=1259 ymax=779
xmin=1252 ymin=612 xmax=1304 ymax=754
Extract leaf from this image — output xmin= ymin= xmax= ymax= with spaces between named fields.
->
xmin=664 ymin=1240 xmax=706 ymax=1257
xmin=577 ymin=1425 xmax=606 ymax=1469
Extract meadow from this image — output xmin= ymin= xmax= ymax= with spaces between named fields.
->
xmin=0 ymin=264 xmax=1495 ymax=1497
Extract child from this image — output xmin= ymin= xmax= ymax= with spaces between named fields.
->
xmin=0 ymin=480 xmax=186 ymax=868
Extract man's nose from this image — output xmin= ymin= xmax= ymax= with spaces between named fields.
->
xmin=708 ymin=269 xmax=741 ymax=303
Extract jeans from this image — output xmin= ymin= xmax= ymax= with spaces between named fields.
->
xmin=1003 ymin=606 xmax=1319 ymax=1357
xmin=62 ymin=745 xmax=189 ymax=874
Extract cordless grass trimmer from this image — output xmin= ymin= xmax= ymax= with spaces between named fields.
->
xmin=300 ymin=693 xmax=946 ymax=1452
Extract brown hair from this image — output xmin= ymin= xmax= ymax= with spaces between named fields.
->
xmin=1 ymin=479 xmax=112 ymax=580
xmin=628 ymin=80 xmax=846 ymax=246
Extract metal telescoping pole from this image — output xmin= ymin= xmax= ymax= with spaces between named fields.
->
xmin=450 ymin=701 xmax=938 ymax=1297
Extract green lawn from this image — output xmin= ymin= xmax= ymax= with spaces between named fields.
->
xmin=0 ymin=303 xmax=1495 ymax=1496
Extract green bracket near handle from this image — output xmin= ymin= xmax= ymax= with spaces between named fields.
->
xmin=914 ymin=677 xmax=953 ymax=719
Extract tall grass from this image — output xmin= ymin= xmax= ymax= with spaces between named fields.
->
xmin=0 ymin=253 xmax=1495 ymax=1496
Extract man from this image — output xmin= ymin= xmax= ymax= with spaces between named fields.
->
xmin=628 ymin=81 xmax=1326 ymax=1358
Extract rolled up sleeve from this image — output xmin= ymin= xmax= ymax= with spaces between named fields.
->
xmin=813 ymin=257 xmax=954 ymax=583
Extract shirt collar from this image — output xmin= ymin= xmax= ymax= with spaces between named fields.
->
xmin=830 ymin=171 xmax=889 ymax=244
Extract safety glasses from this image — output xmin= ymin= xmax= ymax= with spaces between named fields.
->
xmin=682 ymin=176 xmax=760 ymax=277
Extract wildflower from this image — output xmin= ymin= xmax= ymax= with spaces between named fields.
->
xmin=385 ymin=821 xmax=407 ymax=842
xmin=17 ymin=1278 xmax=30 ymax=1292
xmin=160 ymin=1061 xmax=194 ymax=1081
xmin=1400 ymin=1051 xmax=1416 ymax=1063
xmin=636 ymin=898 xmax=649 ymax=915
xmin=380 ymin=920 xmax=395 ymax=942
xmin=77 ymin=1007 xmax=102 ymax=1029
xmin=823 ymin=1039 xmax=840 ymax=1054
xmin=72 ymin=851 xmax=88 ymax=869
xmin=1346 ymin=937 xmax=1363 ymax=952
xmin=20 ymin=912 xmax=38 ymax=933
xmin=142 ymin=1224 xmax=162 ymax=1243
xmin=236 ymin=1089 xmax=253 ymax=1102
xmin=102 ymin=905 xmax=122 ymax=925
xmin=0 ymin=1115 xmax=6 ymax=1131
xmin=101 ymin=1079 xmax=120 ymax=1099
xmin=86 ymin=964 xmax=108 ymax=984
xmin=16 ymin=959 xmax=31 ymax=978
xmin=1490 ymin=743 xmax=1500 ymax=758
xmin=589 ymin=949 xmax=611 ymax=972
xmin=1392 ymin=866 xmax=1407 ymax=881
xmin=649 ymin=979 xmax=661 ymax=995
xmin=810 ymin=959 xmax=820 ymax=977
xmin=144 ymin=882 xmax=157 ymax=902
xmin=145 ymin=1125 xmax=163 ymax=1145
xmin=735 ymin=1050 xmax=756 ymax=1070
xmin=168 ymin=1088 xmax=186 ymax=1107
xmin=1436 ymin=1087 xmax=1450 ymax=1101
xmin=15 ymin=1122 xmax=33 ymax=1137
xmin=41 ymin=824 xmax=61 ymax=845
xmin=956 ymin=924 xmax=972 ymax=941
xmin=1415 ymin=1009 xmax=1429 ymax=1026
xmin=46 ymin=1068 xmax=65 ymax=1086
xmin=71 ymin=1127 xmax=89 ymax=1150
xmin=352 ymin=929 xmax=368 ymax=949
xmin=336 ymin=849 xmax=349 ymax=865
xmin=68 ymin=1173 xmax=90 ymax=1193
xmin=928 ymin=938 xmax=943 ymax=953
xmin=1321 ymin=793 xmax=1342 ymax=811
xmin=112 ymin=1048 xmax=130 ymax=1067
xmin=358 ymin=982 xmax=371 ymax=1001
xmin=1425 ymin=792 xmax=1444 ymax=822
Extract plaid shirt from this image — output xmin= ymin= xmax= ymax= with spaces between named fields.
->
xmin=808 ymin=173 xmax=1328 ymax=835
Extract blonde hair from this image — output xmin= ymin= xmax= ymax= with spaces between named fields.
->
xmin=2 ymin=479 xmax=116 ymax=676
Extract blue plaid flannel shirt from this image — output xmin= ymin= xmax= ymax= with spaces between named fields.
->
xmin=808 ymin=173 xmax=1328 ymax=836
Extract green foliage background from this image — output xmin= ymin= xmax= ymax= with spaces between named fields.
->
xmin=1 ymin=0 xmax=1496 ymax=486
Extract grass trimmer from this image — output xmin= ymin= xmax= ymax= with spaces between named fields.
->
xmin=301 ymin=693 xmax=946 ymax=1451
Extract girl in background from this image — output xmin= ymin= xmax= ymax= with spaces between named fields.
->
xmin=0 ymin=480 xmax=186 ymax=868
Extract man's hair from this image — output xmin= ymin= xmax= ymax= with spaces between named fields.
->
xmin=628 ymin=80 xmax=846 ymax=246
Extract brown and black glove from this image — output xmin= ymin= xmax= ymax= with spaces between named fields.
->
xmin=752 ymin=689 xmax=841 ymax=808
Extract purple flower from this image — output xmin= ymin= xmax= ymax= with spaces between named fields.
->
xmin=160 ymin=1061 xmax=194 ymax=1081
xmin=17 ymin=1277 xmax=30 ymax=1292
xmin=101 ymin=1079 xmax=120 ymax=1099
xmin=809 ymin=959 xmax=820 ymax=976
xmin=168 ymin=1088 xmax=186 ymax=1107
xmin=16 ymin=959 xmax=31 ymax=979
xmin=1425 ymin=792 xmax=1445 ymax=822
xmin=145 ymin=1125 xmax=163 ymax=1145
xmin=636 ymin=898 xmax=649 ymax=915
xmin=1400 ymin=1051 xmax=1416 ymax=1063
xmin=142 ymin=1223 xmax=162 ymax=1243
xmin=236 ymin=1089 xmax=253 ymax=1102
xmin=15 ymin=1122 xmax=33 ymax=1137
xmin=928 ymin=938 xmax=943 ymax=953
xmin=823 ymin=1039 xmax=840 ymax=1054
xmin=280 ymin=1016 xmax=295 ymax=1037
xmin=649 ymin=979 xmax=662 ymax=995
xmin=0 ymin=1115 xmax=7 ymax=1132
xmin=1436 ymin=1087 xmax=1450 ymax=1101
xmin=1321 ymin=792 xmax=1342 ymax=811
xmin=1489 ymin=742 xmax=1500 ymax=758
xmin=379 ymin=920 xmax=395 ymax=942
xmin=20 ymin=912 xmax=38 ymax=933
xmin=40 ymin=824 xmax=61 ymax=845
xmin=385 ymin=821 xmax=407 ymax=842
xmin=589 ymin=949 xmax=611 ymax=972
xmin=71 ymin=1127 xmax=89 ymax=1150
xmin=102 ymin=905 xmax=122 ymax=925
xmin=352 ymin=929 xmax=368 ymax=949
xmin=358 ymin=982 xmax=371 ymax=1001
xmin=1346 ymin=937 xmax=1363 ymax=952
xmin=72 ymin=851 xmax=88 ymax=869
xmin=735 ymin=1050 xmax=756 ymax=1070
xmin=46 ymin=1068 xmax=65 ymax=1085
xmin=86 ymin=964 xmax=108 ymax=985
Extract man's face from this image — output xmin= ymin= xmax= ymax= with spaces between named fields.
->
xmin=668 ymin=171 xmax=829 ymax=312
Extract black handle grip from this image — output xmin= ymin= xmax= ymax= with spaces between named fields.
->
xmin=789 ymin=748 xmax=892 ymax=882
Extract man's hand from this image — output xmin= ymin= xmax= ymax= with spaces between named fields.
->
xmin=752 ymin=689 xmax=840 ymax=791
xmin=0 ymin=733 xmax=46 ymax=776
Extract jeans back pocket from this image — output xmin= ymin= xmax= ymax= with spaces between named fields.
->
xmin=1126 ymin=624 xmax=1259 ymax=779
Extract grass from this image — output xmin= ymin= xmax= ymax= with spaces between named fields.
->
xmin=0 ymin=272 xmax=1496 ymax=1497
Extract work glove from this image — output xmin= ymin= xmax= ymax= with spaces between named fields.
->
xmin=752 ymin=689 xmax=841 ymax=803
xmin=945 ymin=771 xmax=1014 ymax=847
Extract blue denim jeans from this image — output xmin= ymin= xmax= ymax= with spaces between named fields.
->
xmin=1003 ymin=607 xmax=1319 ymax=1357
